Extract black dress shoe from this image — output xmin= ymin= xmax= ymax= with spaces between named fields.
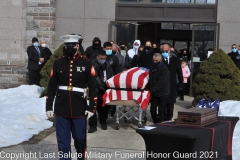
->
xmin=88 ymin=126 xmax=97 ymax=133
xmin=100 ymin=123 xmax=107 ymax=130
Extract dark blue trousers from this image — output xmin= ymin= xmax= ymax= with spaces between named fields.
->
xmin=55 ymin=116 xmax=86 ymax=160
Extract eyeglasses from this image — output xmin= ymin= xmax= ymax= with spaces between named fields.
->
xmin=232 ymin=47 xmax=237 ymax=49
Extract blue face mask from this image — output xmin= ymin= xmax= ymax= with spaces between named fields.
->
xmin=106 ymin=50 xmax=112 ymax=56
xmin=33 ymin=42 xmax=39 ymax=47
xmin=232 ymin=48 xmax=237 ymax=53
xmin=98 ymin=59 xmax=106 ymax=65
xmin=162 ymin=52 xmax=169 ymax=58
xmin=238 ymin=51 xmax=240 ymax=55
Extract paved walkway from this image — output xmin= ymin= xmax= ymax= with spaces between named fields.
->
xmin=0 ymin=96 xmax=193 ymax=160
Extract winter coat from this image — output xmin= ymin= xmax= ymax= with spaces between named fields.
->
xmin=106 ymin=53 xmax=120 ymax=75
xmin=27 ymin=45 xmax=45 ymax=70
xmin=131 ymin=54 xmax=139 ymax=67
xmin=182 ymin=65 xmax=190 ymax=83
xmin=92 ymin=58 xmax=114 ymax=96
xmin=149 ymin=62 xmax=170 ymax=97
xmin=42 ymin=47 xmax=52 ymax=66
xmin=125 ymin=40 xmax=141 ymax=69
xmin=162 ymin=53 xmax=183 ymax=103
xmin=115 ymin=53 xmax=125 ymax=72
xmin=228 ymin=52 xmax=240 ymax=70
xmin=138 ymin=48 xmax=155 ymax=69
xmin=85 ymin=37 xmax=102 ymax=60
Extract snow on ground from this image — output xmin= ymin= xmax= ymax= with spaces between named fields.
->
xmin=219 ymin=100 xmax=240 ymax=159
xmin=0 ymin=85 xmax=53 ymax=148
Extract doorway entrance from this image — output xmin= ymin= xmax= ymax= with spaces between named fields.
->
xmin=109 ymin=21 xmax=219 ymax=94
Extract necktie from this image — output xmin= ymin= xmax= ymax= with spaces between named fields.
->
xmin=35 ymin=47 xmax=41 ymax=56
xmin=165 ymin=58 xmax=168 ymax=65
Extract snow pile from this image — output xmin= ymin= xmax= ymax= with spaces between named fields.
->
xmin=219 ymin=100 xmax=240 ymax=159
xmin=0 ymin=85 xmax=52 ymax=148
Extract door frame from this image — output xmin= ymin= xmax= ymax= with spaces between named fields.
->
xmin=189 ymin=23 xmax=220 ymax=95
xmin=108 ymin=21 xmax=139 ymax=43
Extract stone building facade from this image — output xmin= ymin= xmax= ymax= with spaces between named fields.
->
xmin=0 ymin=0 xmax=239 ymax=89
xmin=0 ymin=0 xmax=56 ymax=88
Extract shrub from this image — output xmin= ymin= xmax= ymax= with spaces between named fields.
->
xmin=192 ymin=49 xmax=240 ymax=106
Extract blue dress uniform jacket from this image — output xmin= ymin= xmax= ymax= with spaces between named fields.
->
xmin=46 ymin=54 xmax=97 ymax=118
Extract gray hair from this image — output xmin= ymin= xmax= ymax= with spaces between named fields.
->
xmin=153 ymin=53 xmax=162 ymax=60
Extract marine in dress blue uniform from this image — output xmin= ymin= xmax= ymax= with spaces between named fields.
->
xmin=46 ymin=35 xmax=97 ymax=160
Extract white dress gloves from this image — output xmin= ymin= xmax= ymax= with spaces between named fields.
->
xmin=46 ymin=110 xmax=54 ymax=118
xmin=85 ymin=111 xmax=94 ymax=120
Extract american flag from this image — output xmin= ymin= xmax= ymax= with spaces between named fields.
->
xmin=102 ymin=67 xmax=150 ymax=109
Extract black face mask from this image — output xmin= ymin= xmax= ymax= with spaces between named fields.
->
xmin=112 ymin=50 xmax=117 ymax=55
xmin=63 ymin=47 xmax=77 ymax=58
xmin=153 ymin=48 xmax=158 ymax=52
xmin=153 ymin=62 xmax=160 ymax=67
xmin=145 ymin=46 xmax=151 ymax=50
xmin=94 ymin=42 xmax=100 ymax=48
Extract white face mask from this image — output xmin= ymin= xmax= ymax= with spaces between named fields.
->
xmin=133 ymin=45 xmax=139 ymax=50
xmin=41 ymin=44 xmax=46 ymax=48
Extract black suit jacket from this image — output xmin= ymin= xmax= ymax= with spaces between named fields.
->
xmin=162 ymin=53 xmax=183 ymax=103
xmin=27 ymin=45 xmax=45 ymax=70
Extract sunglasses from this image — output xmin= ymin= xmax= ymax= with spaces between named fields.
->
xmin=64 ymin=43 xmax=77 ymax=48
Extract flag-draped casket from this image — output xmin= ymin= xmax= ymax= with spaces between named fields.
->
xmin=102 ymin=67 xmax=150 ymax=109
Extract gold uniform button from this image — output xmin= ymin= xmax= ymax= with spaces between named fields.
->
xmin=60 ymin=71 xmax=62 ymax=73
xmin=70 ymin=79 xmax=72 ymax=81
xmin=70 ymin=61 xmax=73 ymax=63
xmin=69 ymin=83 xmax=72 ymax=85
xmin=70 ymin=69 xmax=72 ymax=72
xmin=70 ymin=74 xmax=72 ymax=76
xmin=70 ymin=65 xmax=72 ymax=67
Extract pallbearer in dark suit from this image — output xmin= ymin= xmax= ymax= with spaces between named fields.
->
xmin=46 ymin=34 xmax=97 ymax=160
xmin=161 ymin=44 xmax=183 ymax=121
xmin=27 ymin=37 xmax=45 ymax=86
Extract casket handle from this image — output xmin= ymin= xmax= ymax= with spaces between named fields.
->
xmin=181 ymin=118 xmax=197 ymax=123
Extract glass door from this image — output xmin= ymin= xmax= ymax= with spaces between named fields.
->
xmin=189 ymin=23 xmax=220 ymax=95
xmin=109 ymin=21 xmax=138 ymax=49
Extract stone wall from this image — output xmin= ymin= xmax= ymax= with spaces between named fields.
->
xmin=26 ymin=0 xmax=56 ymax=50
xmin=217 ymin=0 xmax=240 ymax=53
xmin=0 ymin=0 xmax=56 ymax=89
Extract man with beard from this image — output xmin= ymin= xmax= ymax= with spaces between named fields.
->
xmin=85 ymin=37 xmax=102 ymax=60
xmin=161 ymin=44 xmax=183 ymax=121
xmin=138 ymin=41 xmax=155 ymax=69
xmin=46 ymin=34 xmax=97 ymax=160
xmin=88 ymin=49 xmax=114 ymax=133
xmin=149 ymin=53 xmax=170 ymax=123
